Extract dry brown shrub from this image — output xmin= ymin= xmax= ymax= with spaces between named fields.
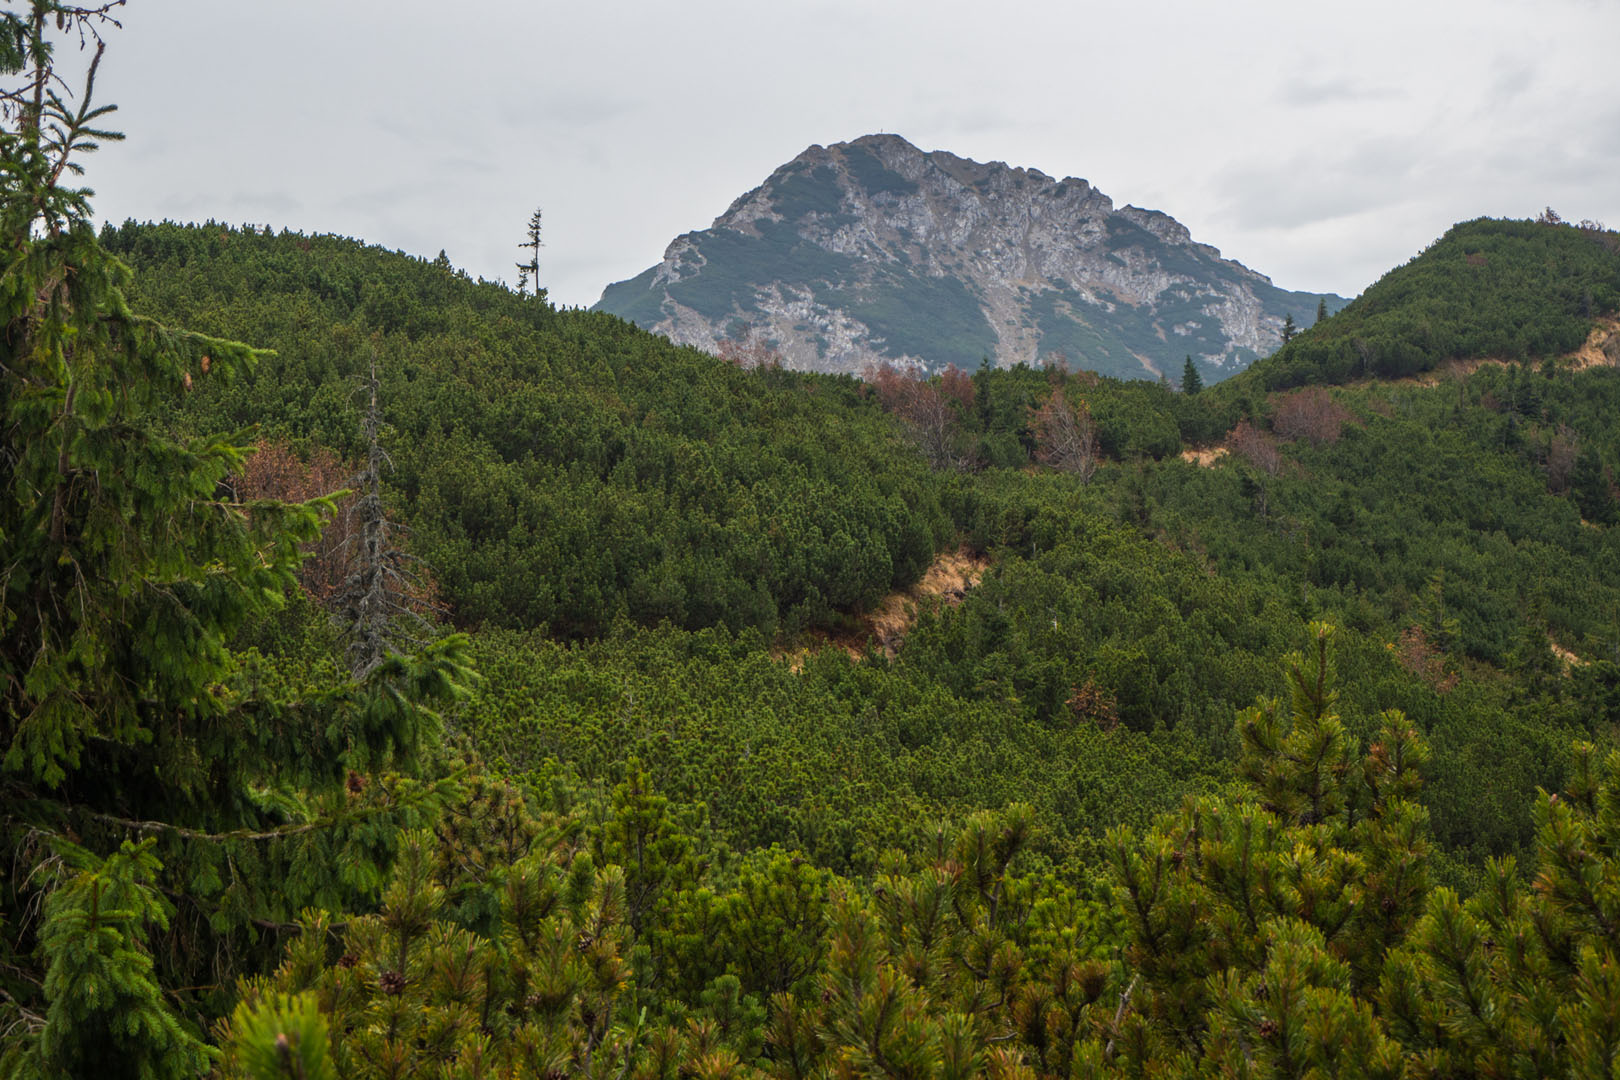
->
xmin=716 ymin=338 xmax=783 ymax=371
xmin=1067 ymin=677 xmax=1119 ymax=731
xmin=1030 ymin=386 xmax=1098 ymax=481
xmin=238 ymin=440 xmax=355 ymax=604
xmin=939 ymin=365 xmax=975 ymax=411
xmin=1225 ymin=419 xmax=1283 ymax=476
xmin=1394 ymin=625 xmax=1458 ymax=693
xmin=1271 ymin=387 xmax=1354 ymax=447
xmin=864 ymin=362 xmax=975 ymax=470
xmin=236 ymin=440 xmax=439 ymax=612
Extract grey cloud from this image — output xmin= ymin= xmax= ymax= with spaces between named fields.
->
xmin=1279 ymin=78 xmax=1401 ymax=107
xmin=224 ymin=191 xmax=305 ymax=216
xmin=902 ymin=108 xmax=1015 ymax=139
xmin=507 ymin=94 xmax=639 ymax=130
xmin=1485 ymin=63 xmax=1535 ymax=107
xmin=1212 ymin=136 xmax=1430 ymax=232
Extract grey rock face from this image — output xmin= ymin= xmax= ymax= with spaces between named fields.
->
xmin=595 ymin=134 xmax=1344 ymax=382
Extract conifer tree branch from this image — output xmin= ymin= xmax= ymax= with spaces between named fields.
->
xmin=46 ymin=771 xmax=461 ymax=844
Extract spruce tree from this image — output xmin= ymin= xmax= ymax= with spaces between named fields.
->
xmin=515 ymin=205 xmax=544 ymax=300
xmin=0 ymin=6 xmax=471 ymax=1070
xmin=1180 ymin=354 xmax=1202 ymax=395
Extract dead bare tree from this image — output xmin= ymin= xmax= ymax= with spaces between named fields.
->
xmin=866 ymin=362 xmax=976 ymax=470
xmin=1030 ymin=386 xmax=1098 ymax=481
xmin=1226 ymin=418 xmax=1284 ymax=518
xmin=715 ymin=337 xmax=783 ymax=371
xmin=1226 ymin=419 xmax=1283 ymax=477
xmin=1271 ymin=387 xmax=1354 ymax=447
xmin=337 ymin=350 xmax=439 ymax=677
xmin=1547 ymin=424 xmax=1579 ymax=493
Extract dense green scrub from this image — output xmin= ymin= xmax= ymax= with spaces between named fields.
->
xmin=108 ymin=219 xmax=1620 ymax=879
xmin=107 ymin=222 xmax=949 ymax=638
xmin=14 ymin=4 xmax=1620 ymax=1069
xmin=21 ymin=210 xmax=1612 ymax=1077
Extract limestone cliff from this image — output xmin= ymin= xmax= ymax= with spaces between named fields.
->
xmin=595 ymin=134 xmax=1345 ymax=382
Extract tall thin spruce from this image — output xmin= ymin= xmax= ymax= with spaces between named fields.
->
xmin=515 ymin=205 xmax=543 ymax=298
xmin=338 ymin=349 xmax=432 ymax=677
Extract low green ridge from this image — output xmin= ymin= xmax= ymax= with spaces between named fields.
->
xmin=1249 ymin=216 xmax=1620 ymax=388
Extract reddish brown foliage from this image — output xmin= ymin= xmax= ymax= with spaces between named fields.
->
xmin=715 ymin=338 xmax=783 ymax=371
xmin=1030 ymin=387 xmax=1098 ymax=481
xmin=865 ymin=362 xmax=975 ymax=470
xmin=236 ymin=441 xmax=439 ymax=615
xmin=1225 ymin=419 xmax=1283 ymax=476
xmin=939 ymin=365 xmax=975 ymax=411
xmin=865 ymin=360 xmax=915 ymax=412
xmin=1066 ymin=677 xmax=1119 ymax=731
xmin=237 ymin=440 xmax=355 ymax=604
xmin=1271 ymin=387 xmax=1354 ymax=447
xmin=1394 ymin=625 xmax=1458 ymax=693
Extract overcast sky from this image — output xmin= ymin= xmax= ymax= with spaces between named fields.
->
xmin=76 ymin=0 xmax=1620 ymax=309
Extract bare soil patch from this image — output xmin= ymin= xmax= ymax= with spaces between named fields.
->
xmin=1570 ymin=315 xmax=1620 ymax=371
xmin=775 ymin=547 xmax=990 ymax=669
xmin=1180 ymin=446 xmax=1229 ymax=468
xmin=1550 ymin=636 xmax=1588 ymax=672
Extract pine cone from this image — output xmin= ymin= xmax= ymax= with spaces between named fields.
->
xmin=379 ymin=969 xmax=407 ymax=996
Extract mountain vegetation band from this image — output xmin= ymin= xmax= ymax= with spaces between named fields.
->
xmin=4 ymin=4 xmax=1620 ymax=1076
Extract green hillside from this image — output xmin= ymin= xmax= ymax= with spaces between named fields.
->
xmin=15 ymin=204 xmax=1620 ymax=1071
xmin=13 ymin=11 xmax=1620 ymax=1072
xmin=93 ymin=217 xmax=1620 ymax=880
xmin=1247 ymin=216 xmax=1620 ymax=388
xmin=107 ymin=222 xmax=949 ymax=639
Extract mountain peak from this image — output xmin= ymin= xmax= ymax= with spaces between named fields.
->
xmin=596 ymin=137 xmax=1343 ymax=380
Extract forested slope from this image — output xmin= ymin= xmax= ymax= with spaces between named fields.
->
xmin=100 ymin=217 xmax=1620 ymax=880
xmin=106 ymin=222 xmax=949 ymax=638
xmin=10 ymin=20 xmax=1620 ymax=1064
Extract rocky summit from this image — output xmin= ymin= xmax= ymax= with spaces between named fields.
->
xmin=594 ymin=134 xmax=1346 ymax=382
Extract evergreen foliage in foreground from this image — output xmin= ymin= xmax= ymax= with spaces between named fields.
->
xmin=0 ymin=5 xmax=470 ymax=1072
xmin=218 ymin=625 xmax=1620 ymax=1080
